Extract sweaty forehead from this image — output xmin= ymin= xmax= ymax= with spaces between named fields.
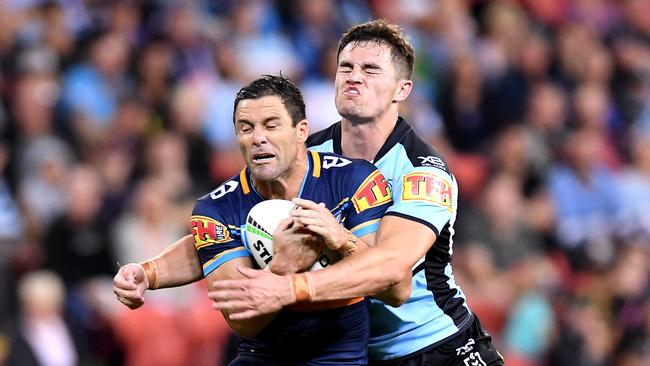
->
xmin=235 ymin=95 xmax=288 ymax=121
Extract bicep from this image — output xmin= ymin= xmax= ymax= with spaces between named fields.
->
xmin=359 ymin=232 xmax=376 ymax=245
xmin=205 ymin=256 xmax=255 ymax=290
xmin=376 ymin=215 xmax=437 ymax=271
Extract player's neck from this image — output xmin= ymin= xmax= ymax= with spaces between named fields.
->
xmin=340 ymin=112 xmax=398 ymax=162
xmin=253 ymin=150 xmax=308 ymax=200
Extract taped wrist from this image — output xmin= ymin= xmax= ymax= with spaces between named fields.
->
xmin=140 ymin=260 xmax=159 ymax=289
xmin=291 ymin=272 xmax=314 ymax=303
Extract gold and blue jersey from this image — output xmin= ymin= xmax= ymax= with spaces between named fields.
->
xmin=191 ymin=150 xmax=392 ymax=277
xmin=190 ymin=150 xmax=392 ymax=363
xmin=308 ymin=117 xmax=472 ymax=362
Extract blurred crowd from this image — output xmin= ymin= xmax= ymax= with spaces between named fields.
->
xmin=0 ymin=0 xmax=649 ymax=365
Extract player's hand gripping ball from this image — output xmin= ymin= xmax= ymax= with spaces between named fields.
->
xmin=244 ymin=199 xmax=340 ymax=270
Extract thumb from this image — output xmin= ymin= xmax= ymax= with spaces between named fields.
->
xmin=124 ymin=263 xmax=145 ymax=282
xmin=275 ymin=217 xmax=294 ymax=232
xmin=237 ymin=266 xmax=260 ymax=278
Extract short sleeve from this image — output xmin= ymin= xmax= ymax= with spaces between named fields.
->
xmin=385 ymin=166 xmax=458 ymax=236
xmin=191 ymin=200 xmax=248 ymax=276
xmin=343 ymin=161 xmax=393 ymax=237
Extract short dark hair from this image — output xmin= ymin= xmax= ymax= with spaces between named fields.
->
xmin=233 ymin=75 xmax=306 ymax=127
xmin=337 ymin=19 xmax=415 ymax=80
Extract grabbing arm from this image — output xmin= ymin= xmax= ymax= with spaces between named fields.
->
xmin=308 ymin=215 xmax=432 ymax=304
xmin=113 ymin=235 xmax=202 ymax=309
xmin=208 ymin=215 xmax=432 ymax=319
xmin=207 ymin=256 xmax=278 ymax=339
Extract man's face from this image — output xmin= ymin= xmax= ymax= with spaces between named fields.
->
xmin=235 ymin=95 xmax=307 ymax=181
xmin=334 ymin=42 xmax=402 ymax=123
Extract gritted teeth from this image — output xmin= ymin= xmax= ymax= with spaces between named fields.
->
xmin=254 ymin=153 xmax=275 ymax=159
xmin=253 ymin=153 xmax=275 ymax=162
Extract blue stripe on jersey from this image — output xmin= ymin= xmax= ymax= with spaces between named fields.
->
xmin=241 ymin=224 xmax=249 ymax=252
xmin=350 ymin=219 xmax=380 ymax=238
xmin=203 ymin=248 xmax=249 ymax=276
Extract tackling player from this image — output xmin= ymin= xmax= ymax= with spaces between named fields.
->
xmin=114 ymin=20 xmax=504 ymax=366
xmin=206 ymin=20 xmax=505 ymax=366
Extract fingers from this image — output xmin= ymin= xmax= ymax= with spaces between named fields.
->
xmin=113 ymin=284 xmax=144 ymax=302
xmin=113 ymin=265 xmax=147 ymax=309
xmin=228 ymin=310 xmax=264 ymax=320
xmin=237 ymin=266 xmax=261 ymax=278
xmin=208 ymin=290 xmax=275 ymax=320
xmin=291 ymin=198 xmax=326 ymax=211
xmin=113 ymin=273 xmax=138 ymax=290
xmin=116 ymin=295 xmax=144 ymax=309
xmin=117 ymin=263 xmax=146 ymax=284
xmin=209 ymin=298 xmax=263 ymax=320
xmin=275 ymin=217 xmax=295 ymax=232
xmin=113 ymin=284 xmax=145 ymax=309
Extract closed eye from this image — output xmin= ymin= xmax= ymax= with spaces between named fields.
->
xmin=363 ymin=64 xmax=382 ymax=74
xmin=238 ymin=122 xmax=253 ymax=133
xmin=338 ymin=61 xmax=353 ymax=73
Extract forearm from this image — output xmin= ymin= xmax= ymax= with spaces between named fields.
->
xmin=270 ymin=229 xmax=370 ymax=275
xmin=307 ymin=216 xmax=434 ymax=304
xmin=142 ymin=235 xmax=203 ymax=289
xmin=309 ymin=244 xmax=407 ymax=302
xmin=374 ymin=272 xmax=412 ymax=307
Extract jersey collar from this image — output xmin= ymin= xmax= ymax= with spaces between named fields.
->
xmin=243 ymin=150 xmax=320 ymax=200
xmin=332 ymin=117 xmax=412 ymax=163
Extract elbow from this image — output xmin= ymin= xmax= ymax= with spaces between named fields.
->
xmin=381 ymin=270 xmax=412 ymax=307
xmin=389 ymin=283 xmax=412 ymax=307
xmin=382 ymin=267 xmax=404 ymax=289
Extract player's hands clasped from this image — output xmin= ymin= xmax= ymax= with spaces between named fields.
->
xmin=270 ymin=217 xmax=323 ymax=274
xmin=290 ymin=198 xmax=348 ymax=251
xmin=112 ymin=263 xmax=149 ymax=309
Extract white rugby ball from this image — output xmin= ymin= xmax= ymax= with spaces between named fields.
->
xmin=244 ymin=199 xmax=341 ymax=270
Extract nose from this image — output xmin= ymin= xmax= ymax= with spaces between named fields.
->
xmin=347 ymin=65 xmax=362 ymax=83
xmin=252 ymin=127 xmax=268 ymax=145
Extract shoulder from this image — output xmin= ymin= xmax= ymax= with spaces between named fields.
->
xmin=398 ymin=130 xmax=452 ymax=176
xmin=194 ymin=172 xmax=244 ymax=214
xmin=307 ymin=122 xmax=339 ymax=147
xmin=313 ymin=151 xmax=375 ymax=174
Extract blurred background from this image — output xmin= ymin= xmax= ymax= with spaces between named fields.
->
xmin=0 ymin=0 xmax=649 ymax=365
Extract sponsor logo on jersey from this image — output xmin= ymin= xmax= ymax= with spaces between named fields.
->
xmin=191 ymin=215 xmax=231 ymax=248
xmin=463 ymin=353 xmax=486 ymax=366
xmin=352 ymin=170 xmax=392 ymax=213
xmin=456 ymin=338 xmax=475 ymax=356
xmin=402 ymin=172 xmax=453 ymax=210
xmin=417 ymin=155 xmax=446 ymax=170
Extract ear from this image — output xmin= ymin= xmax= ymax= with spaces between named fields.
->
xmin=393 ymin=79 xmax=413 ymax=102
xmin=296 ymin=119 xmax=309 ymax=143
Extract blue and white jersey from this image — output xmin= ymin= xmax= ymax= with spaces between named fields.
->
xmin=308 ymin=118 xmax=472 ymax=361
